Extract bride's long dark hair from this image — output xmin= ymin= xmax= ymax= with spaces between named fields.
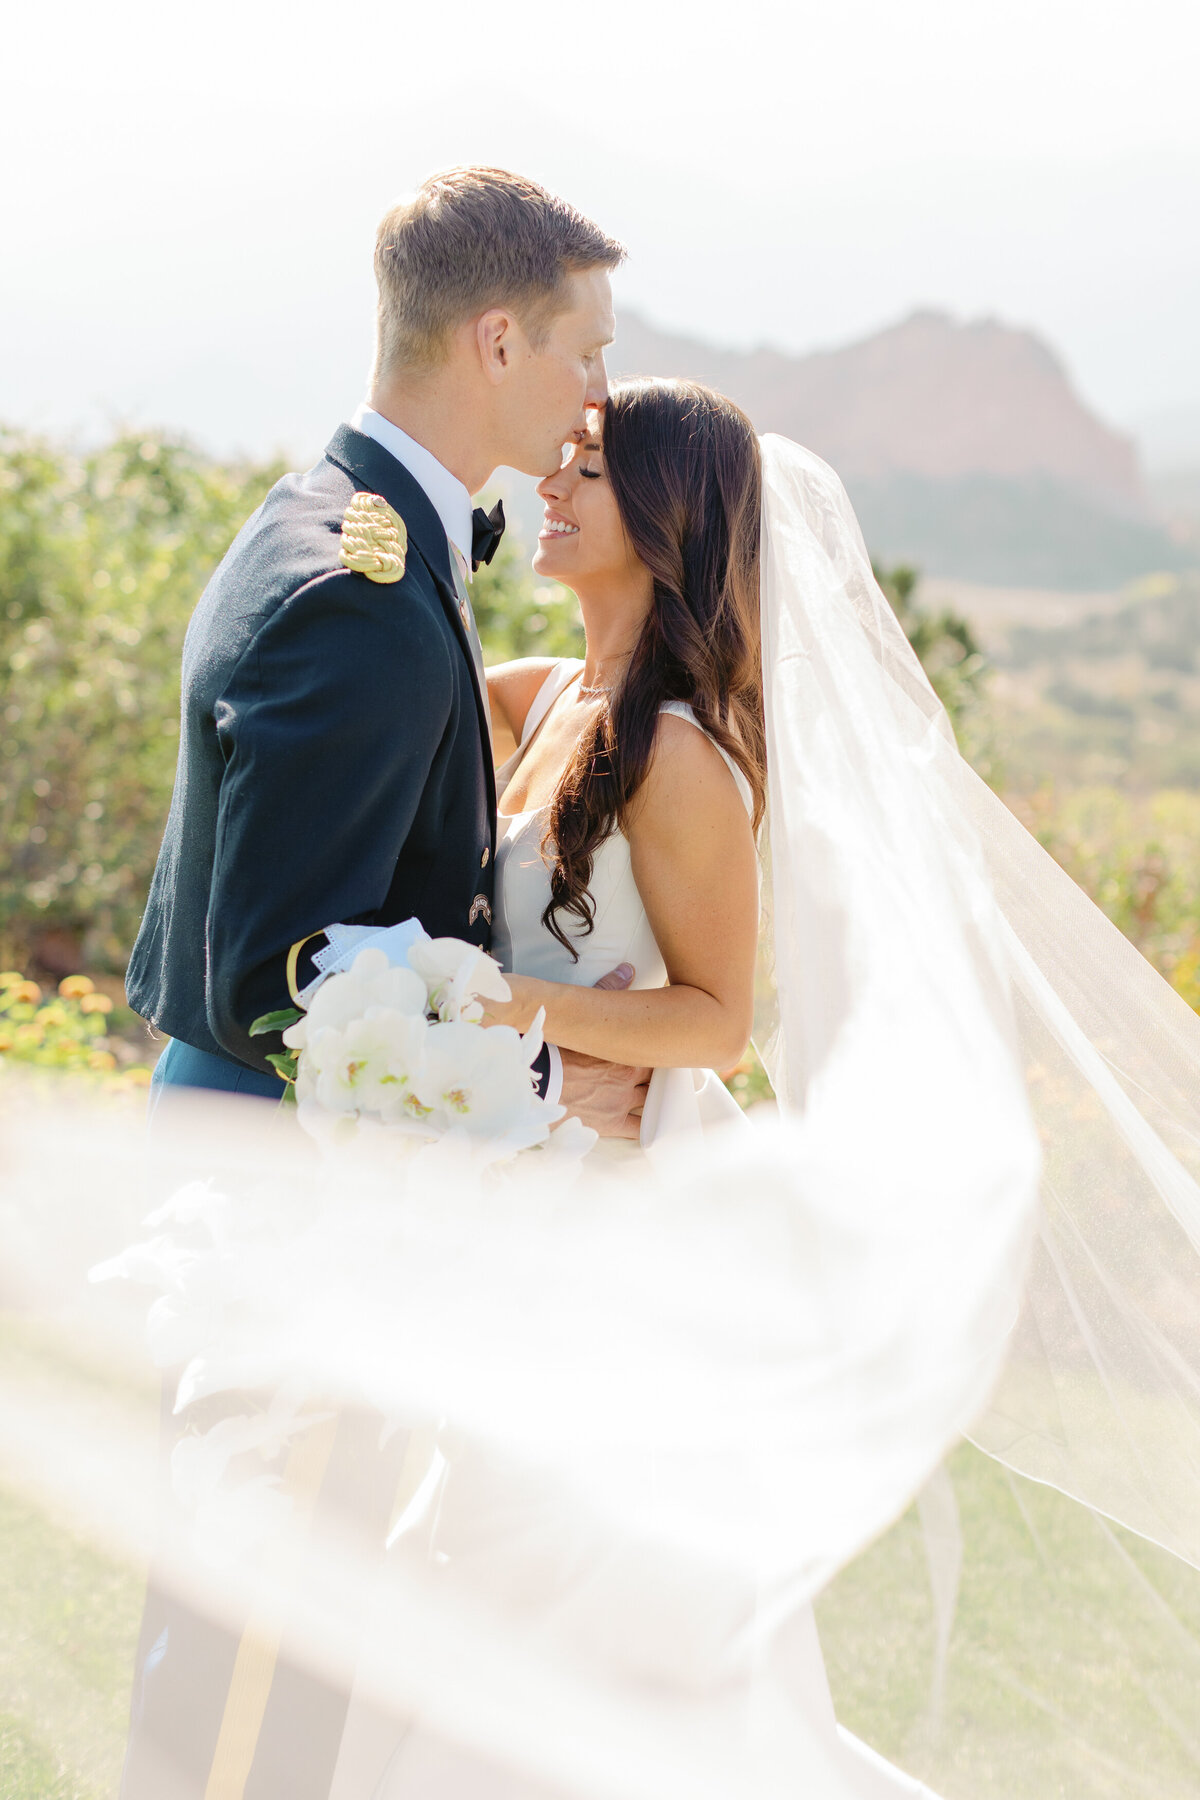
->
xmin=543 ymin=378 xmax=765 ymax=956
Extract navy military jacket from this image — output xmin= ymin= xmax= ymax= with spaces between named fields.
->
xmin=127 ymin=425 xmax=496 ymax=1073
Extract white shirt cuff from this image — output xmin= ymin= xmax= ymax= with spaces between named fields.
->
xmin=543 ymin=1042 xmax=564 ymax=1106
xmin=297 ymin=917 xmax=430 ymax=1006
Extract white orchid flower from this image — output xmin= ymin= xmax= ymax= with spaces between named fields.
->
xmin=273 ymin=936 xmax=591 ymax=1167
xmin=146 ymin=1289 xmax=225 ymax=1368
xmin=299 ymin=1009 xmax=430 ymax=1121
xmin=284 ymin=947 xmax=428 ymax=1052
xmin=172 ymin=1396 xmax=333 ymax=1512
xmin=407 ymin=937 xmax=511 ymax=1023
xmin=144 ymin=1178 xmax=230 ymax=1234
xmin=294 ymin=1096 xmax=361 ymax=1152
xmin=89 ymin=1233 xmax=198 ymax=1291
xmin=412 ymin=1018 xmax=540 ymax=1139
xmin=543 ymin=1115 xmax=600 ymax=1163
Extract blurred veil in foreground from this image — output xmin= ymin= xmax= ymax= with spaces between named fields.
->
xmin=2 ymin=437 xmax=1200 ymax=1797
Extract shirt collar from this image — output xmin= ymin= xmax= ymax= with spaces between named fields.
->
xmin=350 ymin=403 xmax=475 ymax=580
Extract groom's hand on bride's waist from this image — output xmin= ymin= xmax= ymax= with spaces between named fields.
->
xmin=558 ymin=1049 xmax=649 ymax=1139
xmin=557 ymin=964 xmax=650 ymax=1141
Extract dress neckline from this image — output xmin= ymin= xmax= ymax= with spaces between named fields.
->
xmin=497 ymin=800 xmax=546 ymax=822
xmin=495 ymin=662 xmax=754 ymax=823
xmin=496 ymin=661 xmax=583 ymax=820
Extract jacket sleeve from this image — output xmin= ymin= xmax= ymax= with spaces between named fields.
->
xmin=206 ymin=566 xmax=454 ymax=1070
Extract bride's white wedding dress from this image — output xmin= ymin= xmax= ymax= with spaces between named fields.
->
xmin=352 ymin=657 xmax=938 ymax=1799
xmin=491 ymin=658 xmax=749 ymax=1161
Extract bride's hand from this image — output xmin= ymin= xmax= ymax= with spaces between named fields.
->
xmin=478 ymin=974 xmax=545 ymax=1033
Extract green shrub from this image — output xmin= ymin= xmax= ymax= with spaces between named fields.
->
xmin=471 ymin=519 xmax=584 ymax=663
xmin=0 ymin=428 xmax=285 ymax=972
xmin=1011 ymin=785 xmax=1200 ymax=1007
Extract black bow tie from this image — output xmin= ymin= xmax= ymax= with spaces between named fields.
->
xmin=471 ymin=499 xmax=506 ymax=572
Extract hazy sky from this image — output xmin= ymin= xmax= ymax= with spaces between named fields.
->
xmin=4 ymin=0 xmax=1199 ymax=465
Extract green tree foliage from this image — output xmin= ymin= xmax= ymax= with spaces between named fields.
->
xmin=471 ymin=519 xmax=584 ymax=663
xmin=873 ymin=561 xmax=996 ymax=778
xmin=0 ymin=427 xmax=284 ymax=970
xmin=1011 ymin=785 xmax=1200 ymax=1011
xmin=872 ymin=561 xmax=988 ymax=730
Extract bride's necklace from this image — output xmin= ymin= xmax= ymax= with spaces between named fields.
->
xmin=577 ymin=652 xmax=631 ymax=701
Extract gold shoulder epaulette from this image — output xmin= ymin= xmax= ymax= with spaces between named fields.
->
xmin=338 ymin=491 xmax=408 ymax=584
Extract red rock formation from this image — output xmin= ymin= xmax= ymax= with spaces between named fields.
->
xmin=614 ymin=309 xmax=1148 ymax=516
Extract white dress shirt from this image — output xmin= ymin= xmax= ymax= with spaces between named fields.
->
xmin=346 ymin=402 xmax=563 ymax=1104
xmin=350 ymin=403 xmax=475 ymax=582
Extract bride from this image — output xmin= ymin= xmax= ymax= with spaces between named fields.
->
xmin=368 ymin=380 xmax=952 ymax=1796
xmin=483 ymin=378 xmax=763 ymax=1151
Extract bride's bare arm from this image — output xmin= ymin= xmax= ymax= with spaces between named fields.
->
xmin=480 ymin=716 xmax=758 ymax=1071
xmin=484 ymin=658 xmax=559 ymax=768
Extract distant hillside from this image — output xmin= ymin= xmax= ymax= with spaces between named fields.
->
xmin=612 ymin=310 xmax=1192 ymax=589
xmin=979 ymin=570 xmax=1200 ymax=792
xmin=1148 ymin=468 xmax=1200 ymax=560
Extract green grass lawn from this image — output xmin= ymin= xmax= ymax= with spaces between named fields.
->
xmin=818 ymin=1443 xmax=1200 ymax=1798
xmin=4 ymin=1413 xmax=1200 ymax=1797
xmin=0 ymin=1484 xmax=141 ymax=1799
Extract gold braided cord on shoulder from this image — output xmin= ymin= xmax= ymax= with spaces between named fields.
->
xmin=338 ymin=491 xmax=407 ymax=584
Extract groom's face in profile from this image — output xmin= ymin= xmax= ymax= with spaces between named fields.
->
xmin=506 ymin=266 xmax=615 ymax=478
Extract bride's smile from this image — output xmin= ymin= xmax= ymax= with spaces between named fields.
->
xmin=531 ymin=429 xmax=649 ymax=604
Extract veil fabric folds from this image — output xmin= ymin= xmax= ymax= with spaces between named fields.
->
xmin=756 ymin=433 xmax=1200 ymax=1572
xmin=7 ymin=440 xmax=1200 ymax=1798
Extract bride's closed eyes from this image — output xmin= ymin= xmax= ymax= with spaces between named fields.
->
xmin=533 ymin=432 xmax=648 ymax=590
xmin=577 ymin=433 xmax=605 ymax=479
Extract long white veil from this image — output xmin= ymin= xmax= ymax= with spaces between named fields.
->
xmin=757 ymin=433 xmax=1200 ymax=1568
xmin=3 ymin=437 xmax=1200 ymax=1797
xmin=757 ymin=434 xmax=1200 ymax=1791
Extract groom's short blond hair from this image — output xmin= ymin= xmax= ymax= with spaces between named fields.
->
xmin=372 ymin=168 xmax=624 ymax=380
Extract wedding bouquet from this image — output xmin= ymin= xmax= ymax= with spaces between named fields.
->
xmin=250 ymin=933 xmax=589 ymax=1166
xmin=89 ymin=934 xmax=593 ymax=1555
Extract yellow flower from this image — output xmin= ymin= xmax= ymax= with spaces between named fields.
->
xmin=10 ymin=980 xmax=42 ymax=1005
xmin=80 ymin=991 xmax=113 ymax=1014
xmin=0 ymin=971 xmax=25 ymax=989
xmin=123 ymin=1066 xmax=153 ymax=1088
xmin=59 ymin=974 xmax=95 ymax=999
xmin=88 ymin=1050 xmax=118 ymax=1073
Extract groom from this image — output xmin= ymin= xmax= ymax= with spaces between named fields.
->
xmin=128 ymin=166 xmax=643 ymax=1133
xmin=121 ymin=168 xmax=646 ymax=1800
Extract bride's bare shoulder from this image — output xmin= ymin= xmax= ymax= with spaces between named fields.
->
xmin=628 ymin=711 xmax=749 ymax=839
xmin=485 ymin=658 xmax=564 ymax=742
